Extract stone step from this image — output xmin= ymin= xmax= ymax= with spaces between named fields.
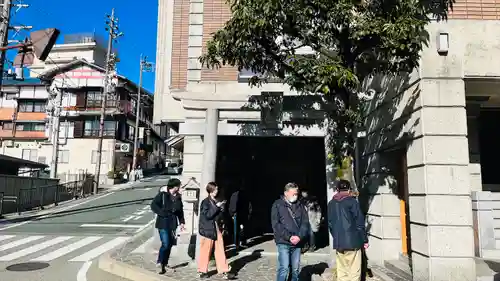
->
xmin=384 ymin=259 xmax=412 ymax=280
xmin=476 ymin=258 xmax=500 ymax=281
xmin=481 ymin=249 xmax=500 ymax=259
xmin=494 ymin=228 xmax=500 ymax=239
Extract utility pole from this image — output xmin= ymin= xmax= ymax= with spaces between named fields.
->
xmin=0 ymin=0 xmax=12 ymax=87
xmin=131 ymin=55 xmax=153 ymax=181
xmin=49 ymin=84 xmax=63 ymax=178
xmin=94 ymin=8 xmax=122 ymax=193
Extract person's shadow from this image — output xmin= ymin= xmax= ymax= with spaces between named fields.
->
xmin=229 ymin=250 xmax=264 ymax=275
xmin=298 ymin=262 xmax=329 ymax=281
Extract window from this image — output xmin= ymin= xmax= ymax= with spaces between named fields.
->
xmin=2 ymin=122 xmax=13 ymax=130
xmin=38 ymin=156 xmax=46 ymax=164
xmin=84 ymin=120 xmax=116 ymax=137
xmin=86 ymin=91 xmax=103 ymax=107
xmin=58 ymin=150 xmax=69 ymax=164
xmin=128 ymin=125 xmax=135 ymax=140
xmin=16 ymin=123 xmax=45 ymax=131
xmin=91 ymin=150 xmax=107 ymax=164
xmin=5 ymin=93 xmax=17 ymax=100
xmin=19 ymin=101 xmax=46 ymax=112
xmin=22 ymin=149 xmax=38 ymax=162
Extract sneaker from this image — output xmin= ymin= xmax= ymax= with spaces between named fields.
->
xmin=159 ymin=267 xmax=175 ymax=275
xmin=199 ymin=272 xmax=210 ymax=279
xmin=222 ymin=272 xmax=236 ymax=280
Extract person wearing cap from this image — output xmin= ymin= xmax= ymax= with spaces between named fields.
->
xmin=151 ymin=178 xmax=186 ymax=274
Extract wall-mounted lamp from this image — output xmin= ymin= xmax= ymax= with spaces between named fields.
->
xmin=437 ymin=31 xmax=449 ymax=55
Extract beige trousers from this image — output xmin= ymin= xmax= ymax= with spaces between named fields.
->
xmin=197 ymin=229 xmax=230 ymax=274
xmin=336 ymin=249 xmax=362 ymax=281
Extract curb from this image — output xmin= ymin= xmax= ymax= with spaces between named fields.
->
xmin=99 ymin=253 xmax=173 ymax=281
xmin=98 ymin=222 xmax=170 ymax=281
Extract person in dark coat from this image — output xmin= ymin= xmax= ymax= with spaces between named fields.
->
xmin=197 ymin=182 xmax=236 ymax=280
xmin=327 ymin=179 xmax=369 ymax=281
xmin=150 ymin=178 xmax=185 ymax=274
xmin=271 ymin=182 xmax=310 ymax=281
xmin=228 ymin=185 xmax=252 ymax=249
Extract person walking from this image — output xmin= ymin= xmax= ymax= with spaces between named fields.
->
xmin=300 ymin=190 xmax=322 ymax=252
xmin=229 ymin=185 xmax=252 ymax=249
xmin=198 ymin=182 xmax=236 ymax=280
xmin=150 ymin=178 xmax=185 ymax=274
xmin=327 ymin=179 xmax=369 ymax=281
xmin=271 ymin=182 xmax=310 ymax=281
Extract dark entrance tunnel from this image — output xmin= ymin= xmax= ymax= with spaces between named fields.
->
xmin=215 ymin=136 xmax=328 ymax=247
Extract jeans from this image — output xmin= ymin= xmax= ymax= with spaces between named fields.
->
xmin=276 ymin=244 xmax=301 ymax=281
xmin=157 ymin=229 xmax=173 ymax=266
xmin=233 ymin=216 xmax=247 ymax=248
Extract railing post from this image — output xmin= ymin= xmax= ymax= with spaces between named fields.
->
xmin=0 ymin=192 xmax=3 ymax=218
xmin=40 ymin=186 xmax=45 ymax=210
xmin=55 ymin=184 xmax=59 ymax=206
xmin=17 ymin=189 xmax=21 ymax=215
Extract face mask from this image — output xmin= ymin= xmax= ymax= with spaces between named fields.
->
xmin=288 ymin=195 xmax=298 ymax=203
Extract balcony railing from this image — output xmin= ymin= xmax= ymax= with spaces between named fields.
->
xmin=83 ymin=129 xmax=115 ymax=137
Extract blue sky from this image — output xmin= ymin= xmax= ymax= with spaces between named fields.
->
xmin=11 ymin=0 xmax=158 ymax=92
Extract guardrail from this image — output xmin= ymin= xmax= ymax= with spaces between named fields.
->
xmin=0 ymin=177 xmax=96 ymax=216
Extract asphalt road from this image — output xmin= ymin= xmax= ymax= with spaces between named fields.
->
xmin=0 ymin=175 xmax=171 ymax=281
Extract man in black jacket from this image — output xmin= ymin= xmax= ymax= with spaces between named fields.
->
xmin=327 ymin=180 xmax=369 ymax=281
xmin=271 ymin=182 xmax=309 ymax=281
xmin=229 ymin=185 xmax=252 ymax=250
xmin=150 ymin=178 xmax=185 ymax=274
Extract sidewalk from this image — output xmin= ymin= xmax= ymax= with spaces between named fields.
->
xmin=99 ymin=227 xmax=406 ymax=281
xmin=0 ymin=174 xmax=164 ymax=223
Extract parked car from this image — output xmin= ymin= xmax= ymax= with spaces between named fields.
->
xmin=166 ymin=163 xmax=183 ymax=175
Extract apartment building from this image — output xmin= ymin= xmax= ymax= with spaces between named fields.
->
xmin=0 ymin=34 xmax=166 ymax=184
xmin=152 ymin=0 xmax=500 ymax=280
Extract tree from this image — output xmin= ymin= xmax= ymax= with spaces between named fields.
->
xmin=199 ymin=0 xmax=453 ymax=165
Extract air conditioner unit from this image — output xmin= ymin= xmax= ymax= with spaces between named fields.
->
xmin=117 ymin=143 xmax=131 ymax=153
xmin=4 ymin=140 xmax=14 ymax=147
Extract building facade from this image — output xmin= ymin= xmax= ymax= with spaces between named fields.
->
xmin=0 ymin=34 xmax=166 ymax=184
xmin=153 ymin=0 xmax=500 ymax=280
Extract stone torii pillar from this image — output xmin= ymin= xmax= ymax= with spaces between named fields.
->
xmin=194 ymin=107 xmax=219 ymax=262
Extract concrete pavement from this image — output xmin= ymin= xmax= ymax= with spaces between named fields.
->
xmin=0 ymin=175 xmax=172 ymax=281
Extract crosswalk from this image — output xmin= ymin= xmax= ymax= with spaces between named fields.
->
xmin=0 ymin=235 xmax=129 ymax=263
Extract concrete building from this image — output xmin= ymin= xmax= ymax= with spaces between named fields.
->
xmin=152 ymin=0 xmax=500 ymax=280
xmin=0 ymin=33 xmax=166 ymax=184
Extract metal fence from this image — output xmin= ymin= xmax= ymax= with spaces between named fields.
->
xmin=0 ymin=177 xmax=96 ymax=217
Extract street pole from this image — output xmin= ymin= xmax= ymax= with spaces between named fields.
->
xmin=131 ymin=56 xmax=153 ymax=181
xmin=94 ymin=8 xmax=121 ymax=193
xmin=0 ymin=0 xmax=12 ymax=88
xmin=131 ymin=55 xmax=144 ymax=180
xmin=49 ymin=85 xmax=63 ymax=178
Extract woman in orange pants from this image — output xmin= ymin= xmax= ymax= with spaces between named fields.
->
xmin=197 ymin=182 xmax=236 ymax=280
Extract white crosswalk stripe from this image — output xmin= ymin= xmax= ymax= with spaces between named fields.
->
xmin=0 ymin=236 xmax=45 ymax=252
xmin=0 ymin=235 xmax=128 ymax=263
xmin=0 ymin=236 xmax=73 ymax=261
xmin=31 ymin=236 xmax=102 ymax=262
xmin=69 ymin=237 xmax=129 ymax=262
xmin=0 ymin=235 xmax=15 ymax=243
